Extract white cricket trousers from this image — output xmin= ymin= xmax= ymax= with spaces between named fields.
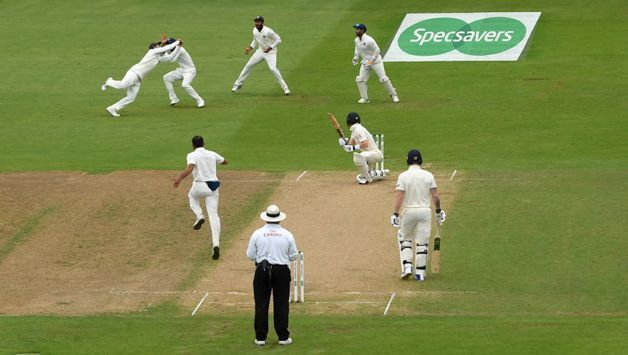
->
xmin=353 ymin=150 xmax=383 ymax=182
xmin=234 ymin=51 xmax=288 ymax=90
xmin=356 ymin=61 xmax=397 ymax=100
xmin=163 ymin=68 xmax=203 ymax=104
xmin=398 ymin=208 xmax=432 ymax=275
xmin=106 ymin=70 xmax=141 ymax=111
xmin=189 ymin=181 xmax=221 ymax=248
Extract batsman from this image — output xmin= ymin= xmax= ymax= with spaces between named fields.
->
xmin=391 ymin=149 xmax=446 ymax=281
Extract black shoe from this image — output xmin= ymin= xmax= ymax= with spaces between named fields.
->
xmin=212 ymin=246 xmax=220 ymax=260
xmin=193 ymin=218 xmax=205 ymax=230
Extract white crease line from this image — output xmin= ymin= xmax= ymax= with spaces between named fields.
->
xmin=295 ymin=170 xmax=307 ymax=182
xmin=191 ymin=292 xmax=209 ymax=316
xmin=449 ymin=169 xmax=457 ymax=181
xmin=314 ymin=301 xmax=385 ymax=305
xmin=384 ymin=292 xmax=396 ymax=316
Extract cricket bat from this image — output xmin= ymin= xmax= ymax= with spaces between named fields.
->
xmin=327 ymin=113 xmax=346 ymax=139
xmin=431 ymin=222 xmax=441 ymax=273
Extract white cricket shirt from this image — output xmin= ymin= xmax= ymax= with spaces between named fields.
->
xmin=130 ymin=41 xmax=180 ymax=79
xmin=396 ymin=165 xmax=437 ymax=209
xmin=186 ymin=147 xmax=224 ymax=181
xmin=247 ymin=224 xmax=298 ymax=265
xmin=250 ymin=26 xmax=282 ymax=53
xmin=354 ymin=34 xmax=382 ymax=63
xmin=350 ymin=123 xmax=379 ymax=152
xmin=159 ymin=46 xmax=195 ymax=70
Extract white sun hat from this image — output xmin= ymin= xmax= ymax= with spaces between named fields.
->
xmin=260 ymin=204 xmax=286 ymax=222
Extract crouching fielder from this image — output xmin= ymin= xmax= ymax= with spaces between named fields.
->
xmin=391 ymin=149 xmax=446 ymax=281
xmin=160 ymin=38 xmax=205 ymax=108
xmin=338 ymin=112 xmax=382 ymax=185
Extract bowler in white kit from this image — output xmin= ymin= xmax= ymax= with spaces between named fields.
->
xmin=232 ymin=16 xmax=291 ymax=95
xmin=101 ymin=39 xmax=180 ymax=117
xmin=172 ymin=135 xmax=228 ymax=260
xmin=159 ymin=38 xmax=205 ymax=108
xmin=352 ymin=23 xmax=399 ymax=104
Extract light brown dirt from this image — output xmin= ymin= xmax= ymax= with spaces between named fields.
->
xmin=190 ymin=170 xmax=459 ymax=315
xmin=0 ymin=170 xmax=276 ymax=315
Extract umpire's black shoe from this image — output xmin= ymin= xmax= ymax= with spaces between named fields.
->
xmin=212 ymin=246 xmax=220 ymax=260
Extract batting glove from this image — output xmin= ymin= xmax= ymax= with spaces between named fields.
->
xmin=435 ymin=209 xmax=447 ymax=225
xmin=343 ymin=144 xmax=359 ymax=153
xmin=338 ymin=137 xmax=348 ymax=146
xmin=390 ymin=213 xmax=400 ymax=228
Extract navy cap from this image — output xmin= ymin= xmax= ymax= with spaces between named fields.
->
xmin=254 ymin=16 xmax=264 ymax=22
xmin=407 ymin=149 xmax=423 ymax=165
xmin=346 ymin=111 xmax=361 ymax=126
xmin=353 ymin=23 xmax=367 ymax=31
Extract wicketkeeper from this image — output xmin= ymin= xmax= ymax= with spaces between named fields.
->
xmin=391 ymin=149 xmax=446 ymax=280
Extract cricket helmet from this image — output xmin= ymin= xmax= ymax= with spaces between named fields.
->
xmin=353 ymin=23 xmax=367 ymax=31
xmin=407 ymin=149 xmax=423 ymax=165
xmin=346 ymin=112 xmax=361 ymax=126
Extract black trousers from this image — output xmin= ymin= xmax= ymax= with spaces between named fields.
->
xmin=253 ymin=263 xmax=291 ymax=341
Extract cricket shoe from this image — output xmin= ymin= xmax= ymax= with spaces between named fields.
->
xmin=356 ymin=174 xmax=368 ymax=185
xmin=254 ymin=339 xmax=266 ymax=346
xmin=197 ymin=99 xmax=205 ymax=108
xmin=414 ymin=272 xmax=426 ymax=281
xmin=193 ymin=217 xmax=205 ymax=230
xmin=212 ymin=246 xmax=220 ymax=260
xmin=283 ymin=88 xmax=291 ymax=96
xmin=231 ymin=84 xmax=242 ymax=93
xmin=106 ymin=106 xmax=120 ymax=118
xmin=401 ymin=265 xmax=413 ymax=279
xmin=170 ymin=98 xmax=180 ymax=106
xmin=357 ymin=98 xmax=370 ymax=104
xmin=392 ymin=95 xmax=400 ymax=103
xmin=278 ymin=338 xmax=293 ymax=345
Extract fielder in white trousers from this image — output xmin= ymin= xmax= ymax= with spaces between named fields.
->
xmin=163 ymin=69 xmax=202 ymax=104
xmin=106 ymin=71 xmax=141 ymax=112
xmin=234 ymin=51 xmax=289 ymax=92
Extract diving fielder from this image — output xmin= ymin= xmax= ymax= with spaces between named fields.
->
xmin=173 ymin=136 xmax=228 ymax=260
xmin=232 ymin=16 xmax=291 ymax=95
xmin=391 ymin=149 xmax=446 ymax=280
xmin=101 ymin=39 xmax=180 ymax=117
xmin=338 ymin=112 xmax=382 ymax=185
xmin=159 ymin=38 xmax=205 ymax=108
xmin=352 ymin=23 xmax=399 ymax=104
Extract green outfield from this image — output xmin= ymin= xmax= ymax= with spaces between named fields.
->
xmin=1 ymin=0 xmax=627 ymax=353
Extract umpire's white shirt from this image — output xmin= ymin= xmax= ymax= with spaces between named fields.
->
xmin=159 ymin=46 xmax=196 ymax=70
xmin=354 ymin=34 xmax=382 ymax=63
xmin=130 ymin=41 xmax=180 ymax=79
xmin=250 ymin=26 xmax=282 ymax=53
xmin=186 ymin=148 xmax=224 ymax=181
xmin=350 ymin=124 xmax=379 ymax=152
xmin=247 ymin=224 xmax=298 ymax=265
xmin=396 ymin=165 xmax=437 ymax=209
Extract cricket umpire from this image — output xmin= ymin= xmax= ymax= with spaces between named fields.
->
xmin=246 ymin=205 xmax=298 ymax=346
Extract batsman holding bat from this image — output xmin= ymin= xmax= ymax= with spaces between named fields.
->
xmin=391 ymin=149 xmax=446 ymax=281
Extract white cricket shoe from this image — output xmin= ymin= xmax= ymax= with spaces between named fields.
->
xmin=401 ymin=265 xmax=413 ymax=280
xmin=356 ymin=175 xmax=368 ymax=185
xmin=106 ymin=106 xmax=120 ymax=117
xmin=284 ymin=88 xmax=291 ymax=96
xmin=197 ymin=99 xmax=205 ymax=108
xmin=392 ymin=95 xmax=400 ymax=103
xmin=193 ymin=217 xmax=205 ymax=230
xmin=278 ymin=338 xmax=293 ymax=345
xmin=358 ymin=98 xmax=370 ymax=104
xmin=170 ymin=98 xmax=180 ymax=106
xmin=254 ymin=339 xmax=265 ymax=346
xmin=231 ymin=84 xmax=242 ymax=93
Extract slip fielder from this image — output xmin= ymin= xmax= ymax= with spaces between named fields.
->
xmin=101 ymin=38 xmax=180 ymax=117
xmin=391 ymin=149 xmax=446 ymax=280
xmin=159 ymin=37 xmax=205 ymax=108
xmin=232 ymin=16 xmax=291 ymax=95
xmin=352 ymin=23 xmax=399 ymax=104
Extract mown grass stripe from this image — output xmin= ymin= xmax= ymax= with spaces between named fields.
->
xmin=0 ymin=207 xmax=57 ymax=263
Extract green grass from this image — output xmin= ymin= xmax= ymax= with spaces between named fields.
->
xmin=0 ymin=0 xmax=627 ymax=353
